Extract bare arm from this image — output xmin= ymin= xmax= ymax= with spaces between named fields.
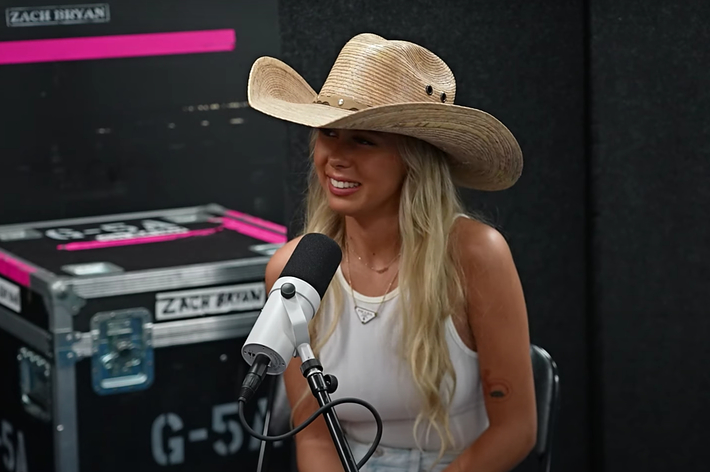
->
xmin=444 ymin=222 xmax=537 ymax=472
xmin=264 ymin=237 xmax=344 ymax=472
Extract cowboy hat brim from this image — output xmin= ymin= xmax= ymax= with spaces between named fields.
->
xmin=248 ymin=57 xmax=523 ymax=191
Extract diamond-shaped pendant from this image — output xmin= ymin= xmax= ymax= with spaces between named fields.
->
xmin=355 ymin=306 xmax=377 ymax=324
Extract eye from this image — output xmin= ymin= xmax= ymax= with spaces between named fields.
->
xmin=353 ymin=135 xmax=375 ymax=146
xmin=319 ymin=128 xmax=337 ymax=138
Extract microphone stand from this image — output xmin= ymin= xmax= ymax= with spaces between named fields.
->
xmin=277 ymin=282 xmax=359 ymax=471
xmin=297 ymin=344 xmax=359 ymax=472
xmin=241 ymin=283 xmax=359 ymax=471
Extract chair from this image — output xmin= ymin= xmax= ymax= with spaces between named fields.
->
xmin=530 ymin=344 xmax=560 ymax=472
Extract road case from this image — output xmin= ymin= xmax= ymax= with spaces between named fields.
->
xmin=0 ymin=204 xmax=291 ymax=472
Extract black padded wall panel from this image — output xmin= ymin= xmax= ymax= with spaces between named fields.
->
xmin=591 ymin=2 xmax=710 ymax=470
xmin=277 ymin=2 xmax=588 ymax=471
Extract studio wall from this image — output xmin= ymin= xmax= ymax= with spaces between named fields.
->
xmin=0 ymin=0 xmax=288 ymax=226
xmin=591 ymin=1 xmax=709 ymax=470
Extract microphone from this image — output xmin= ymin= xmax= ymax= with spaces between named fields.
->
xmin=239 ymin=233 xmax=342 ymax=403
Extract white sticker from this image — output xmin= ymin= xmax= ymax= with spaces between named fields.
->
xmin=6 ymin=3 xmax=111 ymax=27
xmin=155 ymin=283 xmax=265 ymax=321
xmin=0 ymin=278 xmax=21 ymax=313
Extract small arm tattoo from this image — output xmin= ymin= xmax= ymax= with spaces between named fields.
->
xmin=482 ymin=369 xmax=513 ymax=402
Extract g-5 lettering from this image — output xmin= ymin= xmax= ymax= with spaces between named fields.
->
xmin=211 ymin=403 xmax=243 ymax=456
xmin=150 ymin=400 xmax=275 ymax=465
xmin=0 ymin=419 xmax=28 ymax=472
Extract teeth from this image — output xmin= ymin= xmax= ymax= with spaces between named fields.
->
xmin=330 ymin=178 xmax=360 ymax=189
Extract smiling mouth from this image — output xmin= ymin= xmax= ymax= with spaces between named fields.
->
xmin=329 ymin=177 xmax=361 ymax=189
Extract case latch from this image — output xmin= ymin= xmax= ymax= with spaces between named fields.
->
xmin=91 ymin=308 xmax=154 ymax=395
xmin=17 ymin=347 xmax=52 ymax=422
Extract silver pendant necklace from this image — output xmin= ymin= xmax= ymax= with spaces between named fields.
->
xmin=345 ymin=242 xmax=398 ymax=324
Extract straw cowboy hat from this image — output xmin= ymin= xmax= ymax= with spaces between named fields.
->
xmin=247 ymin=33 xmax=522 ymax=190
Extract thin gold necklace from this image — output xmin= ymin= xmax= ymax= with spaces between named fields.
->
xmin=347 ymin=239 xmax=401 ymax=274
xmin=345 ymin=242 xmax=398 ymax=324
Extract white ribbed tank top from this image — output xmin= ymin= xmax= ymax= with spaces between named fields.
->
xmin=318 ymin=266 xmax=490 ymax=452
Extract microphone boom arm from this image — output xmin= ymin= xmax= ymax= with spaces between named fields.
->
xmin=279 ymin=281 xmax=312 ymax=354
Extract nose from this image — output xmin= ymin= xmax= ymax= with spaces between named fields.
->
xmin=329 ymin=157 xmax=351 ymax=170
xmin=325 ymin=138 xmax=354 ymax=169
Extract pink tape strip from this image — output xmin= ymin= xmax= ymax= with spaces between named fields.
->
xmin=225 ymin=210 xmax=287 ymax=234
xmin=0 ymin=253 xmax=36 ymax=287
xmin=58 ymin=227 xmax=220 ymax=251
xmin=58 ymin=217 xmax=286 ymax=251
xmin=222 ymin=218 xmax=287 ymax=244
xmin=0 ymin=29 xmax=235 ymax=65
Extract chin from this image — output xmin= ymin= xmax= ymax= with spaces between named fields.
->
xmin=327 ymin=199 xmax=357 ymax=216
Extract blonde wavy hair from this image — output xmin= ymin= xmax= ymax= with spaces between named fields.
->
xmin=296 ymin=129 xmax=472 ymax=456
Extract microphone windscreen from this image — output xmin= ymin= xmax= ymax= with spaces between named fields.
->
xmin=279 ymin=233 xmax=342 ymax=299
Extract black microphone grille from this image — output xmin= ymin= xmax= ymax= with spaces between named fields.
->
xmin=279 ymin=233 xmax=342 ymax=299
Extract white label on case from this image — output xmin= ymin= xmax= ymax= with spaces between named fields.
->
xmin=0 ymin=278 xmax=20 ymax=313
xmin=155 ymin=283 xmax=265 ymax=321
xmin=6 ymin=4 xmax=110 ymax=28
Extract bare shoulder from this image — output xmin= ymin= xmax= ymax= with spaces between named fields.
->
xmin=452 ymin=216 xmax=513 ymax=268
xmin=264 ymin=235 xmax=305 ymax=291
xmin=452 ymin=216 xmax=527 ymax=329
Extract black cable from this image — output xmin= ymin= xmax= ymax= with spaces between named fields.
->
xmin=238 ymin=396 xmax=383 ymax=470
xmin=255 ymin=376 xmax=277 ymax=472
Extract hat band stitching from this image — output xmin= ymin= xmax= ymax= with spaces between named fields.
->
xmin=315 ymin=95 xmax=370 ymax=111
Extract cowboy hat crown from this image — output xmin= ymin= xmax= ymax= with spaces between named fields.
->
xmin=316 ymin=33 xmax=456 ymax=111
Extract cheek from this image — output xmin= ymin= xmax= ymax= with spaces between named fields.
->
xmin=377 ymin=155 xmax=407 ymax=190
xmin=313 ymin=142 xmax=324 ymax=166
xmin=313 ymin=145 xmax=328 ymax=177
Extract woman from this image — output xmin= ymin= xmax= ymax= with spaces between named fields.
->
xmin=248 ymin=33 xmax=536 ymax=472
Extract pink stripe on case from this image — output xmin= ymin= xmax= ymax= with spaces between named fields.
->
xmin=57 ymin=214 xmax=286 ymax=251
xmin=0 ymin=253 xmax=36 ymax=287
xmin=222 ymin=218 xmax=287 ymax=244
xmin=0 ymin=29 xmax=235 ymax=65
xmin=225 ymin=210 xmax=287 ymax=234
xmin=58 ymin=227 xmax=220 ymax=251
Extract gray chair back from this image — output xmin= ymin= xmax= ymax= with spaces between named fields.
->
xmin=530 ymin=344 xmax=560 ymax=472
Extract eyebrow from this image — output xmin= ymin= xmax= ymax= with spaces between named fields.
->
xmin=352 ymin=130 xmax=384 ymax=141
